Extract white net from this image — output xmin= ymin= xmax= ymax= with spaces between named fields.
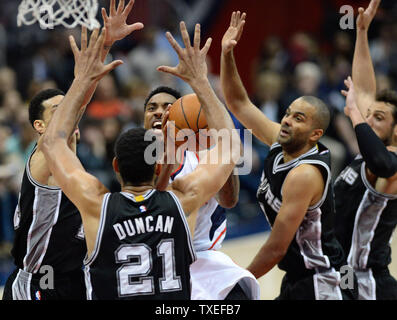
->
xmin=17 ymin=0 xmax=100 ymax=30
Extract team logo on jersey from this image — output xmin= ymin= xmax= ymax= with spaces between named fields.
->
xmin=139 ymin=205 xmax=147 ymax=213
xmin=257 ymin=177 xmax=282 ymax=212
xmin=35 ymin=291 xmax=42 ymax=300
xmin=335 ymin=167 xmax=358 ymax=186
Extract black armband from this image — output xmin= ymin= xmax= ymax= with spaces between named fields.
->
xmin=355 ymin=123 xmax=397 ymax=178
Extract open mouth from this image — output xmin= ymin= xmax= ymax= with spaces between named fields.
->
xmin=152 ymin=121 xmax=162 ymax=130
xmin=280 ymin=128 xmax=290 ymax=137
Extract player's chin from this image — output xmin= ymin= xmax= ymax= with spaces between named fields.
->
xmin=277 ymin=134 xmax=291 ymax=145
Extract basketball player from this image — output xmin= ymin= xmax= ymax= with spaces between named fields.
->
xmin=334 ymin=0 xmax=397 ymax=300
xmin=220 ymin=12 xmax=356 ymax=300
xmin=2 ymin=0 xmax=144 ymax=300
xmin=38 ymin=25 xmax=241 ymax=300
xmin=148 ymin=21 xmax=260 ymax=300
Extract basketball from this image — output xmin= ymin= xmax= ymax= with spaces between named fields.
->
xmin=168 ymin=93 xmax=210 ymax=150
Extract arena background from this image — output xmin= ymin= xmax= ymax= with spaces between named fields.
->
xmin=0 ymin=0 xmax=397 ymax=299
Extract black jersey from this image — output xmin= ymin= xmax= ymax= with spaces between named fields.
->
xmin=334 ymin=155 xmax=397 ymax=271
xmin=11 ymin=146 xmax=86 ymax=275
xmin=84 ymin=190 xmax=196 ymax=300
xmin=257 ymin=143 xmax=345 ymax=280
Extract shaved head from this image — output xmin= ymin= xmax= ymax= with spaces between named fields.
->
xmin=301 ymin=96 xmax=330 ymax=132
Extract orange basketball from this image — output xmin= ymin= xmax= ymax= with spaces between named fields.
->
xmin=168 ymin=93 xmax=210 ymax=150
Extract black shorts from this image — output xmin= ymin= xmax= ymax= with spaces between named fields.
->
xmin=2 ymin=268 xmax=86 ymax=300
xmin=276 ymin=272 xmax=358 ymax=300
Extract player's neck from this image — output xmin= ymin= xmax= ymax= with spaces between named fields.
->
xmin=122 ymin=184 xmax=155 ymax=196
xmin=282 ymin=144 xmax=316 ymax=163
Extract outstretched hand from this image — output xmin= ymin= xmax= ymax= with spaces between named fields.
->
xmin=341 ymin=76 xmax=359 ymax=118
xmin=357 ymin=0 xmax=381 ymax=31
xmin=157 ymin=21 xmax=212 ymax=84
xmin=221 ymin=11 xmax=246 ymax=54
xmin=102 ymin=0 xmax=144 ymax=47
xmin=69 ymin=27 xmax=123 ymax=83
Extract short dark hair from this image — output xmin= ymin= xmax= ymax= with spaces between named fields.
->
xmin=114 ymin=127 xmax=156 ymax=185
xmin=29 ymin=89 xmax=65 ymax=127
xmin=144 ymin=86 xmax=181 ymax=110
xmin=376 ymin=89 xmax=397 ymax=124
xmin=301 ymin=96 xmax=331 ymax=132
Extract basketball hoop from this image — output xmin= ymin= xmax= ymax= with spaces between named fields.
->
xmin=17 ymin=0 xmax=101 ymax=30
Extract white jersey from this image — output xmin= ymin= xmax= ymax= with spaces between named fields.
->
xmin=170 ymin=150 xmax=260 ymax=300
xmin=169 ymin=150 xmax=226 ymax=251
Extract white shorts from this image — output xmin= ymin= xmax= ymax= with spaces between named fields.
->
xmin=190 ymin=250 xmax=260 ymax=300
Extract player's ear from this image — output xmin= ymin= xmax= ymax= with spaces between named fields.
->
xmin=310 ymin=128 xmax=324 ymax=143
xmin=33 ymin=119 xmax=46 ymax=134
xmin=112 ymin=157 xmax=119 ymax=173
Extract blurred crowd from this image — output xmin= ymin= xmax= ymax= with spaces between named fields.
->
xmin=0 ymin=0 xmax=397 ymax=266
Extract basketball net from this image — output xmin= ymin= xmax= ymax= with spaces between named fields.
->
xmin=17 ymin=0 xmax=100 ymax=30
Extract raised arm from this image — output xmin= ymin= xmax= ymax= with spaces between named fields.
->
xmin=352 ymin=0 xmax=381 ymax=115
xmin=81 ymin=0 xmax=144 ymax=113
xmin=40 ymin=29 xmax=123 ymax=252
xmin=342 ymin=77 xmax=397 ymax=179
xmin=157 ymin=21 xmax=240 ymax=208
xmin=220 ymin=11 xmax=280 ymax=146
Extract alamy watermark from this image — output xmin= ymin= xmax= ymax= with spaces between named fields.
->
xmin=38 ymin=5 xmax=55 ymax=30
xmin=339 ymin=5 xmax=355 ymax=30
xmin=143 ymin=124 xmax=253 ymax=175
xmin=38 ymin=265 xmax=54 ymax=290
xmin=340 ymin=265 xmax=354 ymax=290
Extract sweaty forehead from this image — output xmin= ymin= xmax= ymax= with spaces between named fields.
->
xmin=42 ymin=95 xmax=64 ymax=109
xmin=147 ymin=93 xmax=177 ymax=106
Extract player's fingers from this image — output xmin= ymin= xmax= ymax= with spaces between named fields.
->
xmin=341 ymin=90 xmax=348 ymax=97
xmin=93 ymin=28 xmax=106 ymax=54
xmin=117 ymin=0 xmax=125 ymax=14
xmin=157 ymin=66 xmax=180 ymax=77
xmin=236 ymin=20 xmax=246 ymax=40
xmin=231 ymin=11 xmax=236 ymax=27
xmin=368 ymin=0 xmax=381 ymax=15
xmin=194 ymin=24 xmax=201 ymax=51
xmin=97 ymin=28 xmax=108 ymax=60
xmin=180 ymin=21 xmax=192 ymax=49
xmin=88 ymin=28 xmax=100 ymax=50
xmin=101 ymin=8 xmax=109 ymax=24
xmin=165 ymin=31 xmax=184 ymax=57
xmin=162 ymin=108 xmax=171 ymax=128
xmin=81 ymin=26 xmax=88 ymax=51
xmin=110 ymin=0 xmax=116 ymax=16
xmin=235 ymin=11 xmax=241 ymax=26
xmin=103 ymin=60 xmax=124 ymax=74
xmin=69 ymin=35 xmax=80 ymax=59
xmin=200 ymin=37 xmax=212 ymax=56
xmin=123 ymin=0 xmax=135 ymax=17
xmin=347 ymin=76 xmax=353 ymax=86
xmin=127 ymin=22 xmax=144 ymax=34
